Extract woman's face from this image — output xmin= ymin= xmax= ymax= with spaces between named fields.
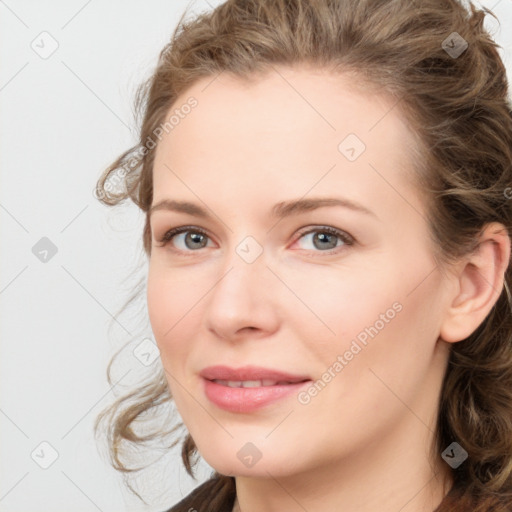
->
xmin=147 ymin=66 xmax=455 ymax=479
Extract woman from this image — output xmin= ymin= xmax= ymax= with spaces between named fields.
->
xmin=94 ymin=0 xmax=512 ymax=510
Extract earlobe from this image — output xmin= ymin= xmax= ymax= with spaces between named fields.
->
xmin=439 ymin=222 xmax=511 ymax=344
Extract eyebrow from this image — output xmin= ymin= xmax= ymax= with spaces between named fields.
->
xmin=149 ymin=197 xmax=376 ymax=219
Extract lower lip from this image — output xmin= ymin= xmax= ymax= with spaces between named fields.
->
xmin=203 ymin=378 xmax=311 ymax=413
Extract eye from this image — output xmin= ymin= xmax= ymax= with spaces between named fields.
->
xmin=156 ymin=226 xmax=215 ymax=251
xmin=155 ymin=225 xmax=354 ymax=255
xmin=292 ymin=226 xmax=354 ymax=253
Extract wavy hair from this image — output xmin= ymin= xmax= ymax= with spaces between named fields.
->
xmin=94 ymin=0 xmax=512 ymax=510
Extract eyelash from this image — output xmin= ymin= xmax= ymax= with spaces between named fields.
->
xmin=156 ymin=225 xmax=355 ymax=256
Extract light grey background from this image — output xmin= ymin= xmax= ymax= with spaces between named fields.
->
xmin=1 ymin=1 xmax=511 ymax=511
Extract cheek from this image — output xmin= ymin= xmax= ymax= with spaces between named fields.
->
xmin=146 ymin=263 xmax=208 ymax=403
xmin=278 ymin=262 xmax=400 ymax=344
xmin=146 ymin=265 xmax=172 ymax=341
xmin=298 ymin=281 xmax=444 ymax=450
xmin=290 ymin=254 xmax=442 ymax=380
xmin=328 ymin=269 xmax=445 ymax=410
xmin=146 ymin=258 xmax=240 ymax=390
xmin=146 ymin=262 xmax=204 ymax=352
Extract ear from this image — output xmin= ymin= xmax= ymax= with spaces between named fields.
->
xmin=440 ymin=222 xmax=511 ymax=343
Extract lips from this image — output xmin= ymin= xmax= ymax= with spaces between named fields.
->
xmin=200 ymin=365 xmax=312 ymax=413
xmin=199 ymin=365 xmax=311 ymax=384
xmin=199 ymin=365 xmax=312 ymax=412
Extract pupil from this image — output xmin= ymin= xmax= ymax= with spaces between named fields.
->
xmin=187 ymin=232 xmax=206 ymax=248
xmin=314 ymin=232 xmax=337 ymax=250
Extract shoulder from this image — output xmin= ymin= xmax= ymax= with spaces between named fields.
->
xmin=161 ymin=475 xmax=236 ymax=512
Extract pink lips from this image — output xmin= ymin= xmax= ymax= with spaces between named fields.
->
xmin=199 ymin=365 xmax=310 ymax=383
xmin=200 ymin=365 xmax=311 ymax=413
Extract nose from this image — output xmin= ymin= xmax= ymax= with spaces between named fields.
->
xmin=204 ymin=244 xmax=280 ymax=342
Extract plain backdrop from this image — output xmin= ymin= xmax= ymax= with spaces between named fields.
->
xmin=1 ymin=1 xmax=511 ymax=511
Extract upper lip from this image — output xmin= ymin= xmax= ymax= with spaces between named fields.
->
xmin=200 ymin=365 xmax=311 ymax=383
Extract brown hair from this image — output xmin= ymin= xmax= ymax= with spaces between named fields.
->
xmin=94 ymin=0 xmax=512 ymax=510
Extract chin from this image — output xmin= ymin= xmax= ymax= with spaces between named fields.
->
xmin=198 ymin=446 xmax=299 ymax=479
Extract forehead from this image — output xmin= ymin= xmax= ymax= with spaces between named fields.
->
xmin=152 ymin=66 xmax=423 ymax=221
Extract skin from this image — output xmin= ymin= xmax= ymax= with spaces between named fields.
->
xmin=146 ymin=65 xmax=510 ymax=512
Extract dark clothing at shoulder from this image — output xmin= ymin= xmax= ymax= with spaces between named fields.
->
xmin=162 ymin=476 xmax=236 ymax=512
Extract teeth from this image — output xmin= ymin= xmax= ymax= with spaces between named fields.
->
xmin=212 ymin=379 xmax=291 ymax=387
